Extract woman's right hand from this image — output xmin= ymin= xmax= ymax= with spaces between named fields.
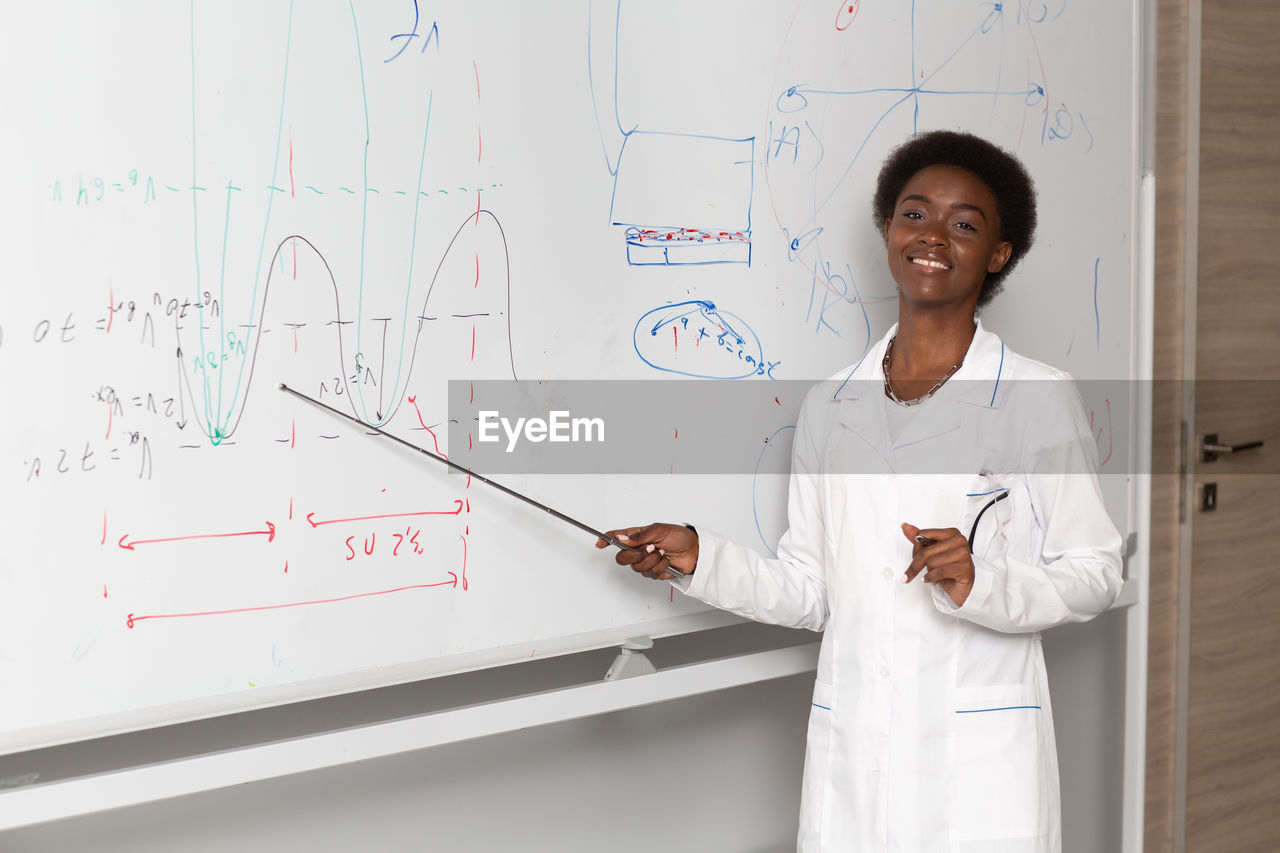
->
xmin=595 ymin=523 xmax=699 ymax=580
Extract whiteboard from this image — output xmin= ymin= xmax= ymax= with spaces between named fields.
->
xmin=0 ymin=0 xmax=1139 ymax=752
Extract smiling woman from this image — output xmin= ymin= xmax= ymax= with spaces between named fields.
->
xmin=872 ymin=132 xmax=1038 ymax=403
xmin=884 ymin=165 xmax=1012 ymax=314
xmin=872 ymin=129 xmax=1039 ymax=310
xmin=600 ymin=130 xmax=1122 ymax=852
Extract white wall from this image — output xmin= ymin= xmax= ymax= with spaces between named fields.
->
xmin=1047 ymin=609 xmax=1129 ymax=852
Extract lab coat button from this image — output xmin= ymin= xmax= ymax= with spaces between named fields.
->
xmin=878 ymin=666 xmax=890 ymax=680
xmin=882 ymin=566 xmax=893 ymax=581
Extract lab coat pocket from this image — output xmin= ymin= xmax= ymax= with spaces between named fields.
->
xmin=961 ymin=473 xmax=1015 ymax=563
xmin=798 ymin=681 xmax=836 ymax=834
xmin=949 ymin=684 xmax=1050 ymax=842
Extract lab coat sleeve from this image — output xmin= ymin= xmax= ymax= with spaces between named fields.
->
xmin=674 ymin=390 xmax=830 ymax=632
xmin=933 ymin=382 xmax=1124 ymax=633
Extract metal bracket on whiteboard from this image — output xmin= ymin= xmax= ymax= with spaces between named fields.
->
xmin=603 ymin=637 xmax=656 ymax=681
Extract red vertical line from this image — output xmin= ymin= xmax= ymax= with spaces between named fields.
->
xmin=470 ymin=381 xmax=474 ymax=404
xmin=288 ymin=127 xmax=295 ymax=198
xmin=475 ymin=192 xmax=482 ymax=227
xmin=106 ymin=283 xmax=115 ymax=334
xmin=673 ymin=325 xmax=678 ymax=351
xmin=105 ymin=403 xmax=113 ymax=440
xmin=471 ymin=323 xmax=477 ymax=361
xmin=474 ymin=253 xmax=480 ymax=288
xmin=101 ymin=512 xmax=108 ymax=545
xmin=291 ymin=418 xmax=296 ymax=449
xmin=284 ymin=560 xmax=289 ymax=573
xmin=477 ymin=128 xmax=483 ymax=165
xmin=293 ymin=326 xmax=299 ymax=352
xmin=104 ymin=585 xmax=109 ymax=599
xmin=288 ymin=497 xmax=293 ymax=520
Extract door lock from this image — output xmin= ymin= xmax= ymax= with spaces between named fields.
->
xmin=1201 ymin=482 xmax=1218 ymax=512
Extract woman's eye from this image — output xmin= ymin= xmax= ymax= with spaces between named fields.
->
xmin=903 ymin=210 xmax=923 ymax=220
xmin=955 ymin=221 xmax=977 ymax=232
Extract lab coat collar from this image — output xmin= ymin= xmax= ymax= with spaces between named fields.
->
xmin=829 ymin=320 xmax=1010 ymax=462
xmin=830 ymin=319 xmax=1009 ymax=409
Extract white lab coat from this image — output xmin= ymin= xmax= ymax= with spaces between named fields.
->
xmin=679 ymin=322 xmax=1123 ymax=852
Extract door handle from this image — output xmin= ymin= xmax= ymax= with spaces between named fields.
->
xmin=1201 ymin=433 xmax=1265 ymax=463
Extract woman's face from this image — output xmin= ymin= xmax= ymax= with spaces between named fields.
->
xmin=882 ymin=164 xmax=1013 ymax=312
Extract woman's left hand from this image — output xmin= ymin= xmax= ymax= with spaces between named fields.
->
xmin=900 ymin=523 xmax=975 ymax=608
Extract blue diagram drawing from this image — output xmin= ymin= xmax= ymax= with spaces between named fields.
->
xmin=762 ymin=0 xmax=1100 ymax=352
xmin=588 ymin=0 xmax=754 ymax=267
xmin=753 ymin=424 xmax=795 ymax=555
xmin=634 ymin=300 xmax=778 ymax=380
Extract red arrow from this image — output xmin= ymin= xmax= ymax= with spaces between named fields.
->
xmin=126 ymin=574 xmax=459 ymax=627
xmin=118 ymin=521 xmax=276 ymax=551
xmin=305 ymin=500 xmax=464 ymax=528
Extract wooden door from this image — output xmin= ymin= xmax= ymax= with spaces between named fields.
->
xmin=1188 ymin=0 xmax=1280 ymax=848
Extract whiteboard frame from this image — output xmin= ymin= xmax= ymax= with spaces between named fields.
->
xmin=0 ymin=641 xmax=821 ymax=831
xmin=0 ymin=608 xmax=741 ymax=755
xmin=0 ymin=13 xmax=1153 ymax=839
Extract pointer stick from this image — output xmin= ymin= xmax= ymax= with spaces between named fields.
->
xmin=277 ymin=383 xmax=685 ymax=575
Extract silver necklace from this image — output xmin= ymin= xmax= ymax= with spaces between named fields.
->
xmin=882 ymin=336 xmax=964 ymax=407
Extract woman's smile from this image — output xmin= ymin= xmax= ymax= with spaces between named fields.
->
xmin=907 ymin=254 xmax=952 ymax=271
